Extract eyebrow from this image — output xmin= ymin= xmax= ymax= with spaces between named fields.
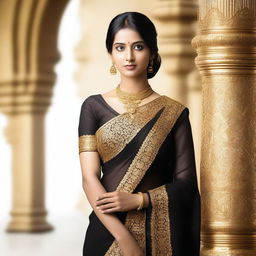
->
xmin=113 ymin=40 xmax=145 ymax=45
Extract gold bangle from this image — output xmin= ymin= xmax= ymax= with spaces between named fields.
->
xmin=137 ymin=192 xmax=144 ymax=210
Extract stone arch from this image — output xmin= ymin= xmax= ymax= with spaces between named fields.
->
xmin=0 ymin=0 xmax=70 ymax=232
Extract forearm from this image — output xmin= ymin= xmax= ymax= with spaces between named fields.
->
xmin=83 ymin=176 xmax=131 ymax=241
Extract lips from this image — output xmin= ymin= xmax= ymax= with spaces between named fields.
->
xmin=124 ymin=64 xmax=136 ymax=70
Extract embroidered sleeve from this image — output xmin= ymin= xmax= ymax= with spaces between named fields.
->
xmin=78 ymin=96 xmax=98 ymax=153
xmin=79 ymin=135 xmax=97 ymax=153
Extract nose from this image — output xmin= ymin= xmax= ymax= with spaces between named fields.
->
xmin=125 ymin=46 xmax=134 ymax=62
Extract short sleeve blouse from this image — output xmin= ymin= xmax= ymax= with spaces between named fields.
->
xmin=78 ymin=96 xmax=98 ymax=153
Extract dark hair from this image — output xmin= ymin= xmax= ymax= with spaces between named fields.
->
xmin=105 ymin=12 xmax=161 ymax=79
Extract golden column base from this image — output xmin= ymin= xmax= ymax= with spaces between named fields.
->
xmin=7 ymin=209 xmax=53 ymax=233
xmin=202 ymin=232 xmax=256 ymax=256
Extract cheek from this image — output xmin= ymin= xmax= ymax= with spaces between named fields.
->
xmin=138 ymin=54 xmax=150 ymax=67
xmin=112 ymin=53 xmax=124 ymax=66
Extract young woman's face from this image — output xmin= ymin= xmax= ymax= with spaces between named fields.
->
xmin=110 ymin=28 xmax=151 ymax=79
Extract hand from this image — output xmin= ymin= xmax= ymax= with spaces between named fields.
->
xmin=94 ymin=191 xmax=141 ymax=213
xmin=117 ymin=232 xmax=144 ymax=256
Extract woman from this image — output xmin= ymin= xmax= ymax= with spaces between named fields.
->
xmin=78 ymin=11 xmax=200 ymax=256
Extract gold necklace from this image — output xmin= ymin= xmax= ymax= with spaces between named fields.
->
xmin=115 ymin=84 xmax=154 ymax=118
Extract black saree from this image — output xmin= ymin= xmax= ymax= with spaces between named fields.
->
xmin=78 ymin=94 xmax=201 ymax=256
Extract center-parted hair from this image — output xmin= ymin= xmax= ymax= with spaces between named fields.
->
xmin=105 ymin=12 xmax=161 ymax=79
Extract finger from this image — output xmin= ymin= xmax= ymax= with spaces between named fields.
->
xmin=101 ymin=206 xmax=119 ymax=213
xmin=98 ymin=202 xmax=116 ymax=211
xmin=97 ymin=192 xmax=117 ymax=201
xmin=95 ymin=197 xmax=115 ymax=206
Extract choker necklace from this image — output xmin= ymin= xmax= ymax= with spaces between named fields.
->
xmin=115 ymin=84 xmax=154 ymax=118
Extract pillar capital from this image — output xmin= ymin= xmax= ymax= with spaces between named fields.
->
xmin=152 ymin=0 xmax=198 ymax=104
xmin=153 ymin=0 xmax=197 ymax=20
xmin=153 ymin=0 xmax=198 ymax=74
xmin=192 ymin=1 xmax=256 ymax=76
xmin=0 ymin=75 xmax=55 ymax=115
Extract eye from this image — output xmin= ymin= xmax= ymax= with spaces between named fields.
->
xmin=115 ymin=45 xmax=124 ymax=51
xmin=134 ymin=44 xmax=144 ymax=50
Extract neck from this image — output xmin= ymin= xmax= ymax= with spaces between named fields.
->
xmin=119 ymin=76 xmax=150 ymax=94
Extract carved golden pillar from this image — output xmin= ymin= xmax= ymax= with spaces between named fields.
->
xmin=152 ymin=0 xmax=198 ymax=104
xmin=192 ymin=1 xmax=256 ymax=255
xmin=0 ymin=0 xmax=69 ymax=232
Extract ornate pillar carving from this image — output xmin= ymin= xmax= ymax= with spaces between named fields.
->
xmin=0 ymin=0 xmax=69 ymax=232
xmin=192 ymin=1 xmax=256 ymax=255
xmin=152 ymin=0 xmax=198 ymax=104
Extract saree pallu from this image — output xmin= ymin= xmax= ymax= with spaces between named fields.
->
xmin=78 ymin=94 xmax=201 ymax=256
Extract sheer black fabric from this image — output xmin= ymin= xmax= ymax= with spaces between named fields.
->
xmin=78 ymin=94 xmax=201 ymax=256
xmin=78 ymin=96 xmax=99 ymax=136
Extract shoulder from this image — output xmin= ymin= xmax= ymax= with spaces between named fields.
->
xmin=79 ymin=94 xmax=101 ymax=120
xmin=80 ymin=94 xmax=100 ymax=110
xmin=82 ymin=94 xmax=99 ymax=105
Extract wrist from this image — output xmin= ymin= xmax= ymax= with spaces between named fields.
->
xmin=134 ymin=192 xmax=150 ymax=210
xmin=136 ymin=192 xmax=144 ymax=210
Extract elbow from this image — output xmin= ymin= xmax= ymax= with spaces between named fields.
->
xmin=82 ymin=178 xmax=90 ymax=191
xmin=82 ymin=175 xmax=99 ymax=190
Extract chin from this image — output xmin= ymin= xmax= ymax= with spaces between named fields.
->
xmin=123 ymin=74 xmax=144 ymax=79
xmin=121 ymin=70 xmax=146 ymax=78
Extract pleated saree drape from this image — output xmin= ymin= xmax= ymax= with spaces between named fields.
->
xmin=78 ymin=94 xmax=201 ymax=256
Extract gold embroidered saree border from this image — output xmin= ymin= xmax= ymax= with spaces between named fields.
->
xmin=105 ymin=190 xmax=171 ymax=256
xmin=96 ymin=96 xmax=166 ymax=163
xmin=79 ymin=135 xmax=97 ymax=153
xmin=116 ymin=98 xmax=185 ymax=193
xmin=105 ymin=98 xmax=185 ymax=255
xmin=148 ymin=185 xmax=172 ymax=255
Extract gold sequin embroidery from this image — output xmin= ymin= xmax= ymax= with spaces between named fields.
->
xmin=149 ymin=185 xmax=172 ymax=255
xmin=105 ymin=97 xmax=185 ymax=255
xmin=116 ymin=98 xmax=185 ymax=193
xmin=79 ymin=135 xmax=97 ymax=153
xmin=96 ymin=96 xmax=166 ymax=163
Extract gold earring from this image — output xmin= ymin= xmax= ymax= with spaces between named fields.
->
xmin=148 ymin=60 xmax=154 ymax=73
xmin=110 ymin=64 xmax=117 ymax=75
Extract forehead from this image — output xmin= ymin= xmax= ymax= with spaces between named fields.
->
xmin=113 ymin=28 xmax=143 ymax=44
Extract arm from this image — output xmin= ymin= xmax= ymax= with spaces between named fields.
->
xmin=79 ymin=150 xmax=143 ymax=255
xmin=78 ymin=97 xmax=143 ymax=255
xmin=79 ymin=150 xmax=130 ymax=241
